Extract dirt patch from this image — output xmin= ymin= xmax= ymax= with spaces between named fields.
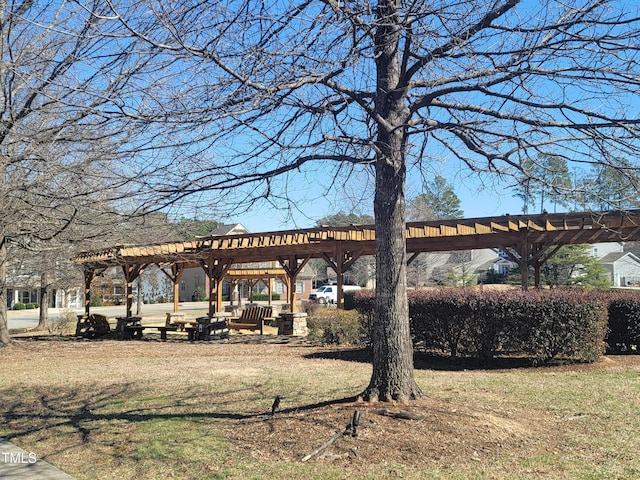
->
xmin=220 ymin=395 xmax=554 ymax=468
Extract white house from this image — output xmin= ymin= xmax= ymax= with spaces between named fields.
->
xmin=599 ymin=251 xmax=640 ymax=287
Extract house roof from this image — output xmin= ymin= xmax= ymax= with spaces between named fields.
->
xmin=599 ymin=251 xmax=640 ymax=265
xmin=207 ymin=224 xmax=248 ymax=236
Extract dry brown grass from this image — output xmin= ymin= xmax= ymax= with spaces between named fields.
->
xmin=1 ymin=335 xmax=640 ymax=479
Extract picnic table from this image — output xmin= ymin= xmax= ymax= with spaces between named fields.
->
xmin=75 ymin=314 xmax=111 ymax=339
xmin=115 ymin=316 xmax=144 ymax=340
xmin=165 ymin=312 xmax=197 ymax=331
xmin=185 ymin=314 xmax=230 ymax=341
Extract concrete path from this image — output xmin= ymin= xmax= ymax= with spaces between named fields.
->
xmin=0 ymin=438 xmax=75 ymax=480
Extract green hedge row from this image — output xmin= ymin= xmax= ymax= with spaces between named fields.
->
xmin=251 ymin=293 xmax=281 ymax=301
xmin=13 ymin=302 xmax=40 ymax=310
xmin=354 ymin=289 xmax=616 ymax=364
xmin=606 ymin=291 xmax=640 ymax=353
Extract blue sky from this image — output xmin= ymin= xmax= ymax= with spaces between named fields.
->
xmin=230 ymin=160 xmax=527 ymax=233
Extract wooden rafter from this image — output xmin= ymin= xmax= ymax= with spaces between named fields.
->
xmin=74 ymin=210 xmax=640 ymax=307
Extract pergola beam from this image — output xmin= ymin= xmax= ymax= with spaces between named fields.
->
xmin=74 ymin=210 xmax=640 ymax=313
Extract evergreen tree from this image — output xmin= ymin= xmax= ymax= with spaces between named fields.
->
xmin=542 ymin=245 xmax=610 ymax=289
xmin=408 ymin=176 xmax=463 ymax=221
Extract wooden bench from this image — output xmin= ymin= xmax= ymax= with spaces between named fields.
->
xmin=153 ymin=325 xmax=179 ymax=341
xmin=228 ymin=306 xmax=274 ymax=335
xmin=75 ymin=314 xmax=111 ymax=338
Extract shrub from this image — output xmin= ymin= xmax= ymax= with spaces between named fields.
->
xmin=25 ymin=303 xmax=37 ymax=310
xmin=191 ymin=287 xmax=207 ymax=302
xmin=90 ymin=296 xmax=104 ymax=307
xmin=251 ymin=293 xmax=281 ymax=301
xmin=307 ymin=309 xmax=364 ymax=345
xmin=520 ymin=290 xmax=608 ymax=364
xmin=462 ymin=290 xmax=515 ymax=360
xmin=13 ymin=302 xmax=26 ymax=310
xmin=47 ymin=309 xmax=76 ymax=335
xmin=356 ymin=288 xmax=609 ymax=364
xmin=303 ymin=300 xmax=320 ymax=316
xmin=607 ymin=292 xmax=640 ymax=353
xmin=353 ymin=290 xmax=375 ymax=347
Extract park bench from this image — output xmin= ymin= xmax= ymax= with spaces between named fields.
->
xmin=228 ymin=306 xmax=274 ymax=335
xmin=75 ymin=314 xmax=111 ymax=339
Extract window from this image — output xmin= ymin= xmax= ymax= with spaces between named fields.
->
xmin=296 ymin=281 xmax=304 ymax=293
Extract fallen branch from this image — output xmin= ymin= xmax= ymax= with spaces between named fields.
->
xmin=301 ymin=426 xmax=349 ymax=462
xmin=372 ymin=409 xmax=429 ymax=421
xmin=302 ymin=411 xmax=362 ymax=462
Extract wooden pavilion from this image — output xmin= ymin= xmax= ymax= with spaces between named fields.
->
xmin=74 ymin=209 xmax=640 ymax=318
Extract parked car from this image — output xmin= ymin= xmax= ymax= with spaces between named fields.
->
xmin=309 ymin=284 xmax=361 ymax=304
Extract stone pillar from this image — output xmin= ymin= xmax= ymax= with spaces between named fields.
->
xmin=278 ymin=312 xmax=309 ymax=336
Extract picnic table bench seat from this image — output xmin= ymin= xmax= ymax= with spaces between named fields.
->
xmin=152 ymin=325 xmax=179 ymax=341
xmin=228 ymin=306 xmax=274 ymax=335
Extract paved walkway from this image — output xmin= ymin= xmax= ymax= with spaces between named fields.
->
xmin=0 ymin=438 xmax=75 ymax=480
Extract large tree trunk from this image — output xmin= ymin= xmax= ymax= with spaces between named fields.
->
xmin=0 ymin=236 xmax=10 ymax=346
xmin=363 ymin=0 xmax=422 ymax=402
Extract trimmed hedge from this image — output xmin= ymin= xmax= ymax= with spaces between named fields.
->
xmin=354 ymin=288 xmax=611 ymax=364
xmin=251 ymin=293 xmax=281 ymax=301
xmin=307 ymin=309 xmax=363 ymax=345
xmin=607 ymin=291 xmax=640 ymax=353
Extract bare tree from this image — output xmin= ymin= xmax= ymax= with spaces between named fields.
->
xmin=104 ymin=0 xmax=640 ymax=401
xmin=0 ymin=0 xmax=164 ymax=345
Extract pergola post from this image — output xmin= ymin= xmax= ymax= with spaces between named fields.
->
xmin=265 ymin=278 xmax=272 ymax=305
xmin=322 ymin=248 xmax=363 ymax=309
xmin=121 ymin=263 xmax=146 ymax=317
xmin=201 ymin=256 xmax=233 ymax=317
xmin=159 ymin=264 xmax=185 ymax=313
xmin=228 ymin=279 xmax=237 ymax=306
xmin=172 ymin=264 xmax=184 ymax=312
xmin=278 ymin=254 xmax=311 ymax=313
xmin=83 ymin=267 xmax=104 ymax=317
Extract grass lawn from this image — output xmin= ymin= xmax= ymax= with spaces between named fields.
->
xmin=1 ymin=335 xmax=639 ymax=479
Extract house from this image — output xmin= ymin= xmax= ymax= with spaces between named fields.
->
xmin=476 ymin=242 xmax=638 ymax=287
xmin=599 ymin=251 xmax=640 ymax=287
xmin=6 ymin=265 xmax=83 ymax=309
xmin=178 ymin=224 xmax=250 ymax=301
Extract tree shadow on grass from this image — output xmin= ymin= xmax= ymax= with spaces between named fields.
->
xmin=0 ymin=380 xmax=360 ymax=463
xmin=0 ymin=383 xmax=270 ymax=461
xmin=304 ymin=347 xmax=566 ymax=371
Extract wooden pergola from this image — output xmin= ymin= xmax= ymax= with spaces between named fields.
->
xmin=74 ymin=209 xmax=640 ymax=318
